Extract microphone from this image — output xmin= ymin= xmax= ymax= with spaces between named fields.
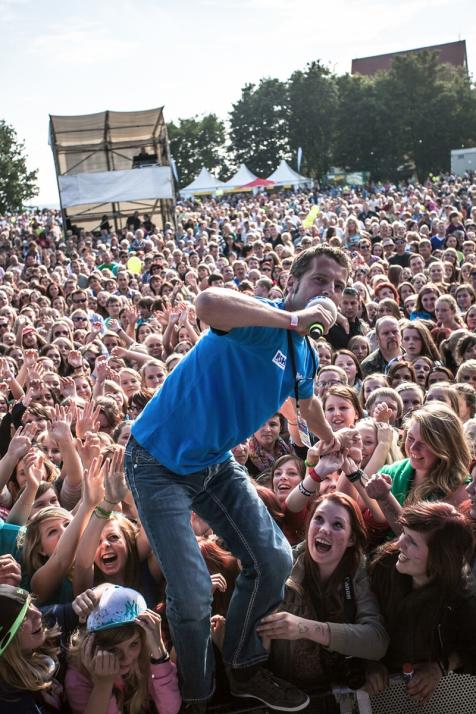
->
xmin=306 ymin=296 xmax=338 ymax=339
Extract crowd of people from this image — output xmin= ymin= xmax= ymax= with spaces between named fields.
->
xmin=1 ymin=174 xmax=476 ymax=713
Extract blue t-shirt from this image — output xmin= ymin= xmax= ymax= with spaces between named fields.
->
xmin=132 ymin=301 xmax=317 ymax=474
xmin=0 ymin=520 xmax=24 ymax=562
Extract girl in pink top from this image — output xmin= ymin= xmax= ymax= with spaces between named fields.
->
xmin=65 ymin=585 xmax=181 ymax=714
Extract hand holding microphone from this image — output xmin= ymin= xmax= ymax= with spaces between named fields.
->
xmin=289 ymin=296 xmax=338 ymax=336
xmin=303 ymin=296 xmax=338 ymax=338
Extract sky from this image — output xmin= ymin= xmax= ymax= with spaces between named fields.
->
xmin=2 ymin=0 xmax=476 ymax=205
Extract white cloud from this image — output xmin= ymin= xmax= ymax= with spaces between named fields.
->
xmin=28 ymin=20 xmax=140 ymax=64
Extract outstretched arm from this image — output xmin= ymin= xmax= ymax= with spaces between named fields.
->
xmin=195 ymin=288 xmax=336 ymax=334
xmin=30 ymin=459 xmax=104 ymax=602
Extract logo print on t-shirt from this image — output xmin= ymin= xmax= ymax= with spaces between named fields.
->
xmin=272 ymin=350 xmax=287 ymax=370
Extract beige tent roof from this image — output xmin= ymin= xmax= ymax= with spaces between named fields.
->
xmin=49 ymin=107 xmax=174 ymax=231
xmin=49 ymin=107 xmax=168 ymax=175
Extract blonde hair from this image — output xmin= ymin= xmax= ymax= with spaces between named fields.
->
xmin=68 ymin=624 xmax=149 ymax=714
xmin=403 ymin=403 xmax=470 ymax=502
xmin=0 ymin=618 xmax=60 ymax=693
xmin=356 ymin=417 xmax=403 ymax=465
xmin=457 ymin=359 xmax=476 ymax=382
xmin=21 ymin=506 xmax=72 ymax=577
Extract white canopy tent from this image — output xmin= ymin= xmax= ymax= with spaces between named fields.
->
xmin=180 ymin=167 xmax=226 ymax=197
xmin=267 ymin=159 xmax=312 ymax=188
xmin=49 ymin=107 xmax=175 ymax=231
xmin=223 ymin=164 xmax=258 ymax=191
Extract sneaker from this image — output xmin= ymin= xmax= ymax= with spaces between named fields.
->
xmin=229 ymin=667 xmax=310 ymax=712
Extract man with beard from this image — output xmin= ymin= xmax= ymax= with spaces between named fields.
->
xmin=361 ymin=316 xmax=402 ymax=376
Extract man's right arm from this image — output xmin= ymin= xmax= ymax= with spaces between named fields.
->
xmin=195 ymin=288 xmax=335 ymax=335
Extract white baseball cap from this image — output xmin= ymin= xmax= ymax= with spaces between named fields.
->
xmin=87 ymin=585 xmax=147 ymax=633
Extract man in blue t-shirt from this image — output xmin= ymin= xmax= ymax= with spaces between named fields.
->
xmin=125 ymin=245 xmax=351 ymax=711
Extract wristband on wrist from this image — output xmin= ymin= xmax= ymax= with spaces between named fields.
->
xmin=289 ymin=313 xmax=299 ymax=330
xmin=150 ymin=652 xmax=170 ymax=664
xmin=298 ymin=481 xmax=317 ymax=497
xmin=287 ymin=420 xmax=298 ymax=426
xmin=346 ymin=469 xmax=364 ymax=484
xmin=307 ymin=465 xmax=325 ymax=483
xmin=94 ymin=505 xmax=112 ymax=519
xmin=103 ymin=497 xmax=119 ymax=506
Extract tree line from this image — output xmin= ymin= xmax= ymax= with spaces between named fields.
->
xmin=168 ymin=51 xmax=476 ymax=187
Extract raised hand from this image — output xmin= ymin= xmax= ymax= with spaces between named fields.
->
xmin=373 ymin=402 xmax=393 ymax=424
xmin=8 ymin=423 xmax=38 ymax=461
xmin=48 ymin=404 xmax=73 ymax=442
xmin=23 ymin=448 xmax=44 ymax=490
xmin=107 ymin=319 xmax=121 ymax=333
xmin=104 ymin=448 xmax=128 ymax=506
xmin=314 ymin=451 xmax=344 ymax=478
xmin=76 ymin=432 xmax=101 ymax=468
xmin=82 ymin=455 xmax=106 ymax=507
xmin=72 ymin=588 xmax=101 ymax=623
xmin=60 ymin=376 xmax=77 ymax=398
xmin=75 ymin=402 xmax=101 ymax=440
xmin=134 ymin=609 xmax=166 ymax=659
xmin=125 ymin=306 xmax=138 ymax=326
xmin=210 ymin=573 xmax=227 ymax=593
xmin=67 ymin=350 xmax=83 ymax=369
xmin=94 ymin=355 xmax=108 ymax=382
xmin=0 ymin=554 xmax=22 ymax=586
xmin=0 ymin=357 xmax=15 ymax=384
xmin=364 ymin=472 xmax=393 ymax=501
xmin=23 ymin=349 xmax=39 ymax=369
xmin=110 ymin=345 xmax=127 ymax=359
xmin=376 ymin=422 xmax=394 ymax=447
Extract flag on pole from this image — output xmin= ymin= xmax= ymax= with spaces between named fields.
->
xmin=302 ymin=205 xmax=319 ymax=229
xmin=170 ymin=158 xmax=179 ymax=184
xmin=297 ymin=147 xmax=303 ymax=173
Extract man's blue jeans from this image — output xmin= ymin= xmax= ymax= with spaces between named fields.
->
xmin=125 ymin=437 xmax=293 ymax=701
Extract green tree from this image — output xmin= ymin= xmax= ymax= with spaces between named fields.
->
xmin=168 ymin=114 xmax=227 ymax=187
xmin=334 ymin=72 xmax=405 ymax=181
xmin=0 ymin=121 xmax=38 ymax=213
xmin=229 ymin=78 xmax=290 ymax=175
xmin=381 ymin=51 xmax=476 ymax=180
xmin=287 ymin=61 xmax=338 ymax=177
